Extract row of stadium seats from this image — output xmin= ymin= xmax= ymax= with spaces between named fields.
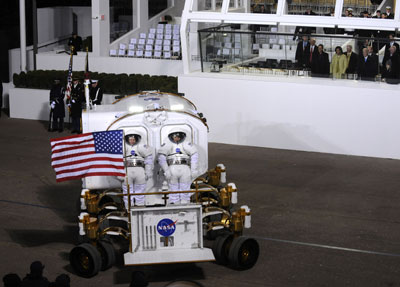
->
xmin=110 ymin=23 xmax=181 ymax=60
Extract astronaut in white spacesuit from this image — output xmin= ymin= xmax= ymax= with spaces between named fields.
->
xmin=122 ymin=134 xmax=153 ymax=207
xmin=158 ymin=131 xmax=198 ymax=204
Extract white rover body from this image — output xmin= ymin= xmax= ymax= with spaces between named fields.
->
xmin=70 ymin=92 xmax=259 ymax=278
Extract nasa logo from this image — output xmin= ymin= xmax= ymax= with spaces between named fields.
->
xmin=157 ymin=218 xmax=177 ymax=237
xmin=131 ymin=150 xmax=135 ymax=156
xmin=176 ymin=148 xmax=181 ymax=153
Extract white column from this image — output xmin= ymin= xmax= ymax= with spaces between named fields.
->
xmin=244 ymin=0 xmax=250 ymax=13
xmin=92 ymin=0 xmax=110 ymax=57
xmin=221 ymin=0 xmax=230 ymax=13
xmin=19 ymin=0 xmax=27 ymax=72
xmin=181 ymin=0 xmax=192 ymax=74
xmin=212 ymin=0 xmax=217 ymax=11
xmin=138 ymin=0 xmax=149 ymax=28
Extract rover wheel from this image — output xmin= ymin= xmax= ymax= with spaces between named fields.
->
xmin=69 ymin=243 xmax=102 ymax=277
xmin=228 ymin=236 xmax=259 ymax=270
xmin=212 ymin=234 xmax=233 ymax=265
xmin=97 ymin=240 xmax=116 ymax=271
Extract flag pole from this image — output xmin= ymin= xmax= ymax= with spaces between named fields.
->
xmin=66 ymin=47 xmax=74 ymax=100
xmin=122 ymin=130 xmax=133 ymax=253
xmin=66 ymin=47 xmax=74 ymax=129
xmin=84 ymin=47 xmax=91 ymax=111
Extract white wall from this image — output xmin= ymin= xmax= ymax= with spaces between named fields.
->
xmin=38 ymin=7 xmax=72 ymax=43
xmin=72 ymin=7 xmax=92 ymax=38
xmin=38 ymin=7 xmax=91 ymax=43
xmin=179 ymin=73 xmax=400 ymax=160
xmin=1 ymin=82 xmax=14 ymax=109
xmin=36 ymin=52 xmax=183 ymax=76
xmin=9 ymin=88 xmax=116 ymax=121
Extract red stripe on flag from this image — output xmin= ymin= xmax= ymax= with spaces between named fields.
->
xmin=56 ymin=172 xmax=125 ymax=182
xmin=51 ymin=151 xmax=95 ymax=163
xmin=56 ymin=164 xmax=125 ymax=175
xmin=52 ymin=157 xmax=123 ymax=169
xmin=51 ymin=137 xmax=94 ymax=149
xmin=51 ymin=143 xmax=95 ymax=155
xmin=50 ymin=132 xmax=92 ymax=144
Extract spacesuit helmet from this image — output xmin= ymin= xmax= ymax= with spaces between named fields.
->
xmin=125 ymin=134 xmax=141 ymax=145
xmin=168 ymin=132 xmax=186 ymax=144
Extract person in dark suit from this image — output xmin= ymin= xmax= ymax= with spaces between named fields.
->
xmin=383 ymin=34 xmax=399 ymax=59
xmin=311 ymin=44 xmax=330 ymax=77
xmin=382 ymin=46 xmax=400 ymax=79
xmin=345 ymin=45 xmax=358 ymax=75
xmin=358 ymin=48 xmax=378 ymax=81
xmin=68 ymin=78 xmax=84 ymax=133
xmin=295 ymin=35 xmax=310 ymax=68
xmin=49 ymin=79 xmax=65 ymax=132
xmin=307 ymin=38 xmax=319 ymax=69
xmin=3 ymin=273 xmax=21 ymax=287
xmin=373 ymin=10 xmax=382 ymax=18
xmin=68 ymin=32 xmax=82 ymax=55
xmin=22 ymin=261 xmax=49 ymax=287
xmin=383 ymin=60 xmax=400 ymax=84
xmin=367 ymin=45 xmax=379 ymax=75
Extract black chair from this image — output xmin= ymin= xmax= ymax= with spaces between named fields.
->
xmin=279 ymin=59 xmax=293 ymax=69
xmin=258 ymin=61 xmax=268 ymax=68
xmin=266 ymin=59 xmax=279 ymax=68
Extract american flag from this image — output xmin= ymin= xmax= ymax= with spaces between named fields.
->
xmin=51 ymin=130 xmax=125 ymax=182
xmin=65 ymin=52 xmax=73 ymax=99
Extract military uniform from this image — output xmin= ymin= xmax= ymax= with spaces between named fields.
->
xmin=68 ymin=81 xmax=84 ymax=133
xmin=49 ymin=81 xmax=65 ymax=132
xmin=89 ymin=82 xmax=103 ymax=105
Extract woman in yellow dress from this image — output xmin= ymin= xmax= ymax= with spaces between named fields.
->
xmin=330 ymin=46 xmax=348 ymax=79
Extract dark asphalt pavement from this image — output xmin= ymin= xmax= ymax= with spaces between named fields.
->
xmin=0 ymin=115 xmax=399 ymax=286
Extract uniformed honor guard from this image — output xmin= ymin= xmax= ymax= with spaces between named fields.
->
xmin=49 ymin=79 xmax=65 ymax=132
xmin=89 ymin=79 xmax=103 ymax=106
xmin=68 ymin=78 xmax=84 ymax=133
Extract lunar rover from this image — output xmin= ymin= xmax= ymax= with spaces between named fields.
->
xmin=69 ymin=91 xmax=259 ymax=277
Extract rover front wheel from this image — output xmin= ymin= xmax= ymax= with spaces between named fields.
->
xmin=69 ymin=243 xmax=102 ymax=277
xmin=228 ymin=236 xmax=259 ymax=270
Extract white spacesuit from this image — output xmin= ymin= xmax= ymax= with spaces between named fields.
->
xmin=122 ymin=134 xmax=153 ymax=207
xmin=158 ymin=131 xmax=198 ymax=204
